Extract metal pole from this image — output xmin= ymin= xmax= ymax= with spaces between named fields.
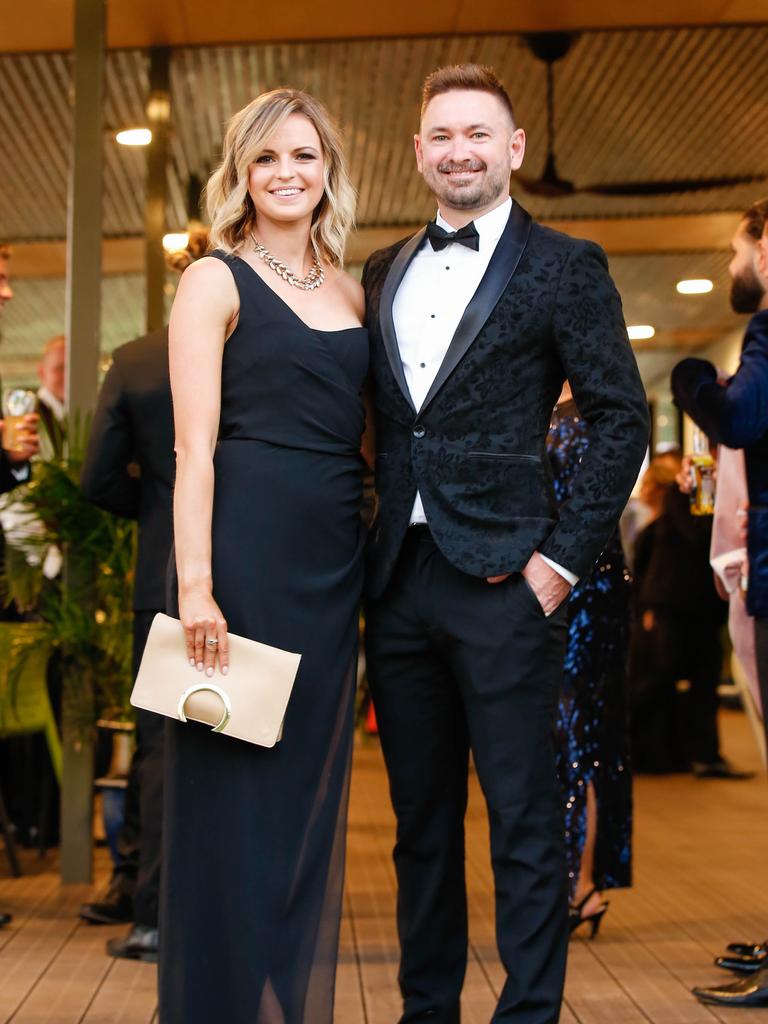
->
xmin=145 ymin=47 xmax=171 ymax=332
xmin=61 ymin=0 xmax=106 ymax=885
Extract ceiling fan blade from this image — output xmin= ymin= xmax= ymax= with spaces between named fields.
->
xmin=581 ymin=175 xmax=767 ymax=197
xmin=514 ymin=173 xmax=574 ymax=198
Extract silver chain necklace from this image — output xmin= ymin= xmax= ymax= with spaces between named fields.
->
xmin=251 ymin=235 xmax=325 ymax=291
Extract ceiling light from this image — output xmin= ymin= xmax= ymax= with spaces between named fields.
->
xmin=627 ymin=325 xmax=655 ymax=341
xmin=676 ymin=279 xmax=714 ymax=295
xmin=115 ymin=128 xmax=152 ymax=146
xmin=162 ymin=232 xmax=190 ymax=253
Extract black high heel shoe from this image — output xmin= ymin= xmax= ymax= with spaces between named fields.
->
xmin=569 ymin=888 xmax=609 ymax=939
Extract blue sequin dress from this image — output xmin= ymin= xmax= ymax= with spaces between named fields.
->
xmin=547 ymin=401 xmax=633 ymax=896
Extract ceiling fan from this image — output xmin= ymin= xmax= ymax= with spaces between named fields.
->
xmin=515 ymin=32 xmax=766 ymax=199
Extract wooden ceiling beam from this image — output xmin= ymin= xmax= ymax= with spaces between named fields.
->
xmin=7 ymin=212 xmax=742 ymax=279
xmin=2 ymin=0 xmax=767 ymax=53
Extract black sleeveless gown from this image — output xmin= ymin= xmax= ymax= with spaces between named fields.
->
xmin=159 ymin=251 xmax=368 ymax=1023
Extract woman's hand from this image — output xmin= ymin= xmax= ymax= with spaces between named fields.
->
xmin=178 ymin=586 xmax=229 ymax=676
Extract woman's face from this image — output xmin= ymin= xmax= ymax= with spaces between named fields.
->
xmin=247 ymin=113 xmax=325 ymax=229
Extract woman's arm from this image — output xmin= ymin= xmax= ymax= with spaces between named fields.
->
xmin=169 ymin=256 xmax=239 ymax=675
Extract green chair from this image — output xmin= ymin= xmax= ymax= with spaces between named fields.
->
xmin=0 ymin=622 xmax=61 ymax=875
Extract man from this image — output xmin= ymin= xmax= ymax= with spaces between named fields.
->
xmin=36 ymin=335 xmax=65 ymax=459
xmin=672 ymin=198 xmax=768 ymax=1009
xmin=362 ymin=65 xmax=649 ymax=1023
xmin=0 ymin=242 xmax=41 ymax=927
xmin=77 ymin=230 xmax=205 ymax=961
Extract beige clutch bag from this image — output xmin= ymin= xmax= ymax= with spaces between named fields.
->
xmin=130 ymin=613 xmax=302 ymax=747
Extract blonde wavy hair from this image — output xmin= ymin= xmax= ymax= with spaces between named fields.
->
xmin=206 ymin=89 xmax=356 ymax=267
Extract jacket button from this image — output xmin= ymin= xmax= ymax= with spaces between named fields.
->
xmin=412 ymin=425 xmax=426 ymax=439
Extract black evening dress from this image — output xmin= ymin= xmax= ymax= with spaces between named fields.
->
xmin=547 ymin=401 xmax=633 ymax=896
xmin=159 ymin=250 xmax=368 ymax=1024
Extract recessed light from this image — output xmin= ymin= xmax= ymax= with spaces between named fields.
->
xmin=162 ymin=232 xmax=190 ymax=253
xmin=676 ymin=279 xmax=714 ymax=295
xmin=115 ymin=128 xmax=152 ymax=146
xmin=627 ymin=325 xmax=655 ymax=341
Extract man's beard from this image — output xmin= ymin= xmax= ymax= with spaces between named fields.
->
xmin=730 ymin=267 xmax=765 ymax=314
xmin=422 ymin=158 xmax=510 ymax=211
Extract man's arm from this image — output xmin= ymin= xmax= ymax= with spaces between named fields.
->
xmin=538 ymin=240 xmax=650 ymax=579
xmin=80 ymin=357 xmax=140 ymax=518
xmin=671 ymin=332 xmax=768 ymax=448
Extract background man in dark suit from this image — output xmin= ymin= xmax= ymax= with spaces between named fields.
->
xmin=78 ymin=326 xmax=174 ymax=962
xmin=77 ymin=230 xmax=207 ymax=961
xmin=672 ymin=199 xmax=768 ymax=1009
xmin=362 ymin=65 xmax=649 ymax=1023
xmin=0 ymin=241 xmax=41 ymax=928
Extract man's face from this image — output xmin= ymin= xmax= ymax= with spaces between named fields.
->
xmin=414 ymin=89 xmax=525 ymax=214
xmin=0 ymin=256 xmax=13 ymax=314
xmin=729 ymin=221 xmax=766 ymax=314
xmin=38 ymin=343 xmax=66 ymax=402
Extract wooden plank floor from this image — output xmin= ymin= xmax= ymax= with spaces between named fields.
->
xmin=1 ymin=707 xmax=766 ymax=1023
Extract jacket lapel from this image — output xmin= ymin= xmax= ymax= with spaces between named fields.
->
xmin=420 ymin=202 xmax=532 ymax=414
xmin=377 ymin=228 xmax=426 ymax=413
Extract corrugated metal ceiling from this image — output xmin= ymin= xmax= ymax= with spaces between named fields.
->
xmin=2 ymin=26 xmax=768 ymax=242
xmin=0 ymin=25 xmax=764 ymax=382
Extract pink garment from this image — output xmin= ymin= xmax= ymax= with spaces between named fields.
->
xmin=710 ymin=445 xmax=760 ymax=713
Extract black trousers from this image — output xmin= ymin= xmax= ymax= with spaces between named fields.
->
xmin=365 ymin=528 xmax=570 ymax=1024
xmin=112 ymin=610 xmax=164 ymax=927
xmin=630 ymin=612 xmax=722 ymax=772
xmin=754 ymin=617 xmax=768 ymax=759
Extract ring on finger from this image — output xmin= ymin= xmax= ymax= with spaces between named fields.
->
xmin=205 ymin=637 xmax=219 ymax=648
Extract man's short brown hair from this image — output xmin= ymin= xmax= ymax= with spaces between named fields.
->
xmin=421 ymin=64 xmax=516 ymax=126
xmin=742 ymin=198 xmax=768 ymax=241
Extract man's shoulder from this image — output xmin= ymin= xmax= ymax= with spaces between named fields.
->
xmin=528 ymin=220 xmax=599 ymax=258
xmin=112 ymin=327 xmax=169 ymax=374
xmin=744 ymin=309 xmax=768 ymax=349
xmin=363 ymin=233 xmax=419 ymax=287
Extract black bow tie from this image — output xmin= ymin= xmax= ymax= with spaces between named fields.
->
xmin=425 ymin=220 xmax=480 ymax=252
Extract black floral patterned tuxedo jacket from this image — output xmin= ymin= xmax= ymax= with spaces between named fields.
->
xmin=362 ymin=201 xmax=650 ymax=600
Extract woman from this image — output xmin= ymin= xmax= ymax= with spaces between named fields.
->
xmin=548 ymin=387 xmax=633 ymax=938
xmin=630 ymin=456 xmax=736 ymax=778
xmin=160 ymin=90 xmax=368 ymax=1023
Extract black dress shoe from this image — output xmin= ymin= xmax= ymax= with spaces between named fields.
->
xmin=106 ymin=925 xmax=158 ymax=963
xmin=716 ymin=949 xmax=768 ymax=974
xmin=691 ymin=759 xmax=755 ymax=779
xmin=0 ymin=912 xmax=11 ymax=928
xmin=694 ymin=966 xmax=768 ymax=1006
xmin=79 ymin=893 xmax=133 ymax=925
xmin=727 ymin=939 xmax=768 ymax=956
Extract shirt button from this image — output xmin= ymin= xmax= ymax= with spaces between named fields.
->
xmin=419 ymin=362 xmax=426 ymax=368
xmin=413 ymin=425 xmax=426 ymax=439
xmin=430 ymin=314 xmax=436 ymax=319
xmin=445 ymin=266 xmax=450 ymax=270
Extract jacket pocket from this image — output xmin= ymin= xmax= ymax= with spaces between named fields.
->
xmin=467 ymin=451 xmax=540 ymax=462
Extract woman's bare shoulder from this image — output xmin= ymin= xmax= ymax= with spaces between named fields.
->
xmin=180 ymin=254 xmax=232 ymax=286
xmin=334 ymin=268 xmax=365 ymax=320
xmin=174 ymin=254 xmax=239 ymax=311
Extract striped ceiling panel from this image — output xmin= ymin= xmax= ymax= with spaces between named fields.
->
xmin=0 ymin=25 xmax=765 ymax=384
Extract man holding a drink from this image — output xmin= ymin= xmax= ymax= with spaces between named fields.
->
xmin=673 ymin=197 xmax=768 ymax=1007
xmin=0 ymin=241 xmax=41 ymax=928
xmin=0 ymin=247 xmax=39 ymax=475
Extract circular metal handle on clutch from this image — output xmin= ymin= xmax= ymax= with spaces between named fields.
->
xmin=177 ymin=683 xmax=232 ymax=734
